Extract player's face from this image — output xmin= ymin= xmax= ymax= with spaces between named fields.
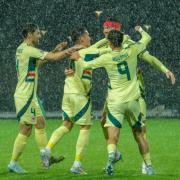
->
xmin=80 ymin=32 xmax=91 ymax=47
xmin=103 ymin=26 xmax=116 ymax=38
xmin=31 ymin=29 xmax=42 ymax=45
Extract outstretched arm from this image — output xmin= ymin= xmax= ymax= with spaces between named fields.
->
xmin=140 ymin=51 xmax=175 ymax=85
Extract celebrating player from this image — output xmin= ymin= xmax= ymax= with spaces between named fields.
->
xmin=40 ymin=27 xmax=108 ymax=174
xmin=71 ymin=26 xmax=153 ymax=175
xmin=8 ymin=23 xmax=81 ymax=174
xmin=101 ymin=17 xmax=175 ymax=174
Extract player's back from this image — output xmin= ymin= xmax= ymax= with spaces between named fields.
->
xmin=105 ymin=48 xmax=139 ymax=102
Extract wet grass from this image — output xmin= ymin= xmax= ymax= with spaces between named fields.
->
xmin=0 ymin=119 xmax=179 ymax=180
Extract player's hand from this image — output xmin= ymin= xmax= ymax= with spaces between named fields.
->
xmin=135 ymin=26 xmax=143 ymax=33
xmin=72 ymin=44 xmax=85 ymax=50
xmin=64 ymin=68 xmax=74 ymax=76
xmin=70 ymin=51 xmax=81 ymax=61
xmin=64 ymin=48 xmax=75 ymax=56
xmin=165 ymin=71 xmax=176 ymax=85
xmin=53 ymin=42 xmax=68 ymax=52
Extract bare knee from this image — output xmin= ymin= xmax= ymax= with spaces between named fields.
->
xmin=20 ymin=123 xmax=32 ymax=137
xmin=63 ymin=120 xmax=73 ymax=130
xmin=35 ymin=116 xmax=46 ymax=129
xmin=132 ymin=128 xmax=142 ymax=140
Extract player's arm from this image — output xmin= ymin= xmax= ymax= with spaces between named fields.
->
xmin=140 ymin=51 xmax=176 ymax=84
xmin=64 ymin=47 xmax=110 ymax=77
xmin=52 ymin=42 xmax=68 ymax=53
xmin=91 ymin=38 xmax=108 ymax=48
xmin=132 ymin=26 xmax=152 ymax=56
xmin=44 ymin=44 xmax=84 ymax=61
xmin=71 ymin=52 xmax=108 ymax=69
xmin=28 ymin=44 xmax=83 ymax=64
xmin=38 ymin=42 xmax=68 ymax=66
xmin=135 ymin=26 xmax=151 ymax=46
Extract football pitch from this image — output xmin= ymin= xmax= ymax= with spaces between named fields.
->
xmin=0 ymin=119 xmax=179 ymax=180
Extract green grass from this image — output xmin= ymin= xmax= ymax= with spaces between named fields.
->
xmin=0 ymin=119 xmax=180 ymax=180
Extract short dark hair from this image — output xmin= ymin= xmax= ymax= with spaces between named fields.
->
xmin=107 ymin=30 xmax=124 ymax=47
xmin=71 ymin=27 xmax=88 ymax=43
xmin=22 ymin=23 xmax=39 ymax=38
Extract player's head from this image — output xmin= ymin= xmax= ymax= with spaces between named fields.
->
xmin=71 ymin=27 xmax=91 ymax=47
xmin=22 ymin=23 xmax=42 ymax=45
xmin=107 ymin=30 xmax=124 ymax=48
xmin=103 ymin=17 xmax=122 ymax=38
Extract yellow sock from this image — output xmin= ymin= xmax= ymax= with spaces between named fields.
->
xmin=107 ymin=144 xmax=116 ymax=153
xmin=142 ymin=153 xmax=152 ymax=166
xmin=11 ymin=133 xmax=28 ymax=161
xmin=75 ymin=129 xmax=90 ymax=162
xmin=107 ymin=144 xmax=116 ymax=163
xmin=35 ymin=128 xmax=48 ymax=150
xmin=47 ymin=126 xmax=69 ymax=149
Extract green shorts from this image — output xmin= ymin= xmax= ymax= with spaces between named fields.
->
xmin=62 ymin=93 xmax=92 ymax=125
xmin=15 ymin=95 xmax=45 ymax=125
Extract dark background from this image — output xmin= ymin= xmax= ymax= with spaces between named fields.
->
xmin=0 ymin=0 xmax=179 ymax=116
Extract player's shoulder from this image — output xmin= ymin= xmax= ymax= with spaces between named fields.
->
xmin=122 ymin=34 xmax=136 ymax=49
xmin=102 ymin=52 xmax=112 ymax=59
xmin=112 ymin=50 xmax=129 ymax=63
xmin=79 ymin=47 xmax=98 ymax=57
xmin=16 ymin=42 xmax=27 ymax=54
xmin=17 ymin=43 xmax=34 ymax=54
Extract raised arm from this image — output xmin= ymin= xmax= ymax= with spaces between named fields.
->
xmin=135 ymin=26 xmax=152 ymax=46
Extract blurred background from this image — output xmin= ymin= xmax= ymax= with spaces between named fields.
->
xmin=0 ymin=0 xmax=179 ymax=118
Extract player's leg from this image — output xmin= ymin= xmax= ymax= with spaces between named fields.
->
xmin=40 ymin=120 xmax=72 ymax=168
xmin=104 ymin=102 xmax=123 ymax=176
xmin=128 ymin=100 xmax=154 ymax=175
xmin=132 ymin=128 xmax=154 ymax=175
xmin=106 ymin=126 xmax=120 ymax=175
xmin=34 ymin=97 xmax=48 ymax=151
xmin=46 ymin=94 xmax=73 ymax=151
xmin=139 ymin=97 xmax=147 ymax=140
xmin=101 ymin=101 xmax=122 ymax=163
xmin=138 ymin=97 xmax=149 ymax=174
xmin=8 ymin=123 xmax=32 ymax=174
xmin=40 ymin=94 xmax=73 ymax=168
xmin=35 ymin=116 xmax=47 ymax=150
xmin=70 ymin=94 xmax=92 ymax=174
xmin=71 ymin=125 xmax=90 ymax=174
xmin=8 ymin=97 xmax=34 ymax=174
xmin=101 ymin=101 xmax=109 ymax=140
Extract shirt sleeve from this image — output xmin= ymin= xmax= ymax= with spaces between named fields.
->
xmin=26 ymin=46 xmax=48 ymax=61
xmin=140 ymin=51 xmax=169 ymax=73
xmin=91 ymin=38 xmax=108 ymax=48
xmin=79 ymin=47 xmax=100 ymax=61
xmin=80 ymin=54 xmax=110 ymax=69
xmin=129 ymin=31 xmax=151 ymax=56
xmin=138 ymin=30 xmax=151 ymax=46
